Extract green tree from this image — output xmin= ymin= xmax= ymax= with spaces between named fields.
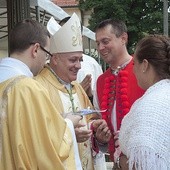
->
xmin=78 ymin=0 xmax=165 ymax=54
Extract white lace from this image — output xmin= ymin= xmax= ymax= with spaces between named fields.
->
xmin=119 ymin=79 xmax=170 ymax=170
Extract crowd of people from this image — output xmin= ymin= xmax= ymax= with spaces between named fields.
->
xmin=0 ymin=11 xmax=170 ymax=170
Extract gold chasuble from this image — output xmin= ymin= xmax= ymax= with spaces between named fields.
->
xmin=36 ymin=66 xmax=96 ymax=170
xmin=0 ymin=76 xmax=76 ymax=170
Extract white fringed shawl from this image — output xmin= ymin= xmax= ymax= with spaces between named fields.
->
xmin=119 ymin=79 xmax=170 ymax=170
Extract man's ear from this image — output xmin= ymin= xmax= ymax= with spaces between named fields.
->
xmin=51 ymin=54 xmax=58 ymax=65
xmin=121 ymin=32 xmax=128 ymax=45
xmin=31 ymin=43 xmax=39 ymax=58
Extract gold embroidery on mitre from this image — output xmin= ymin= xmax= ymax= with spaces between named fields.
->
xmin=71 ymin=21 xmax=82 ymax=47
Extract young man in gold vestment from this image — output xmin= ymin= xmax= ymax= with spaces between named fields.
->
xmin=36 ymin=13 xmax=111 ymax=170
xmin=0 ymin=19 xmax=82 ymax=170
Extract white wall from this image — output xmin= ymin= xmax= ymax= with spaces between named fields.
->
xmin=0 ymin=50 xmax=8 ymax=58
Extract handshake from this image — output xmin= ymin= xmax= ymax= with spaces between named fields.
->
xmin=63 ymin=108 xmax=111 ymax=144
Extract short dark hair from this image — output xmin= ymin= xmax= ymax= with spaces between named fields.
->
xmin=9 ymin=19 xmax=50 ymax=54
xmin=95 ymin=19 xmax=127 ymax=37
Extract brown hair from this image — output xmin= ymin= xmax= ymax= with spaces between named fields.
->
xmin=95 ymin=19 xmax=127 ymax=38
xmin=135 ymin=35 xmax=170 ymax=79
xmin=9 ymin=19 xmax=50 ymax=54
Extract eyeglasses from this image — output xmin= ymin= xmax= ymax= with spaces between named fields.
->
xmin=39 ymin=45 xmax=53 ymax=60
xmin=30 ymin=42 xmax=52 ymax=60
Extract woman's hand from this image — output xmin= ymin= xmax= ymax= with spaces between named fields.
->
xmin=119 ymin=155 xmax=129 ymax=170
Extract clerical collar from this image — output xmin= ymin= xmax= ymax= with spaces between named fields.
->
xmin=46 ymin=65 xmax=72 ymax=90
xmin=111 ymin=58 xmax=132 ymax=75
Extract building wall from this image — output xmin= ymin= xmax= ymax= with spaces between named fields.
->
xmin=61 ymin=7 xmax=92 ymax=28
xmin=0 ymin=50 xmax=8 ymax=58
xmin=0 ymin=36 xmax=8 ymax=58
xmin=62 ymin=7 xmax=81 ymax=19
xmin=0 ymin=0 xmax=94 ymax=55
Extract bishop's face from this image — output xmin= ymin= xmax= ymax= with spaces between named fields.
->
xmin=52 ymin=52 xmax=83 ymax=83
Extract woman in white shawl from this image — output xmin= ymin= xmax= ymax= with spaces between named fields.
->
xmin=119 ymin=35 xmax=170 ymax=170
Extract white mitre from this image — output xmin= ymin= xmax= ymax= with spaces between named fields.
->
xmin=47 ymin=13 xmax=83 ymax=53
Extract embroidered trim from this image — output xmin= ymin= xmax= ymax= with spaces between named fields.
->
xmin=0 ymin=75 xmax=26 ymax=158
xmin=100 ymin=70 xmax=130 ymax=161
xmin=101 ymin=70 xmax=130 ymax=119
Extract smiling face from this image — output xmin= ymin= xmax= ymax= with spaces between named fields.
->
xmin=51 ymin=52 xmax=83 ymax=83
xmin=96 ymin=24 xmax=126 ymax=65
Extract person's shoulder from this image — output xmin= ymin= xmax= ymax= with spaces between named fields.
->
xmin=83 ymin=54 xmax=99 ymax=64
xmin=82 ymin=53 xmax=103 ymax=72
xmin=14 ymin=77 xmax=48 ymax=93
xmin=35 ymin=67 xmax=47 ymax=81
xmin=99 ymin=68 xmax=111 ymax=76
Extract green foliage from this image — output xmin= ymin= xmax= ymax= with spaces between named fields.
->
xmin=78 ymin=0 xmax=165 ymax=54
